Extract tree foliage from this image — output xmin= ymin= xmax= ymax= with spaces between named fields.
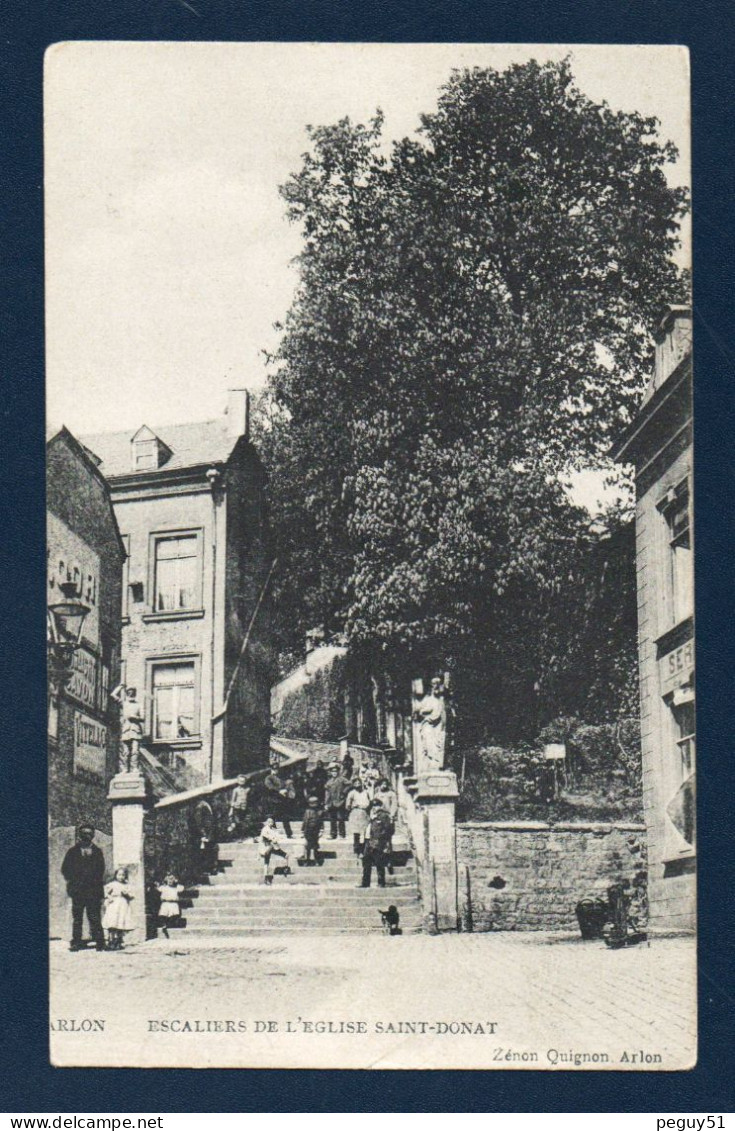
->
xmin=261 ymin=58 xmax=688 ymax=725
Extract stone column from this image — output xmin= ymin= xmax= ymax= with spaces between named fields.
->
xmin=107 ymin=771 xmax=150 ymax=945
xmin=411 ymin=679 xmax=424 ymax=776
xmin=415 ymin=770 xmax=459 ymax=932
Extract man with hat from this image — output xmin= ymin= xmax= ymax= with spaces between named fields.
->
xmin=228 ymin=774 xmax=251 ymax=841
xmin=359 ymin=798 xmax=394 ymax=889
xmin=60 ymin=823 xmax=106 ymax=951
xmin=301 ymin=794 xmax=324 ymax=866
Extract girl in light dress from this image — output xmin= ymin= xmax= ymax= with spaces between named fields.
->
xmin=156 ymin=873 xmax=185 ymax=938
xmin=102 ymin=867 xmax=134 ymax=950
xmin=259 ymin=817 xmax=291 ymax=884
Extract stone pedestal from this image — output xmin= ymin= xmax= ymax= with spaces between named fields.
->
xmin=107 ymin=771 xmax=150 ymax=944
xmin=415 ymin=770 xmax=459 ymax=932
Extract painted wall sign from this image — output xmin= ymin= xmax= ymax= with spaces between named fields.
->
xmin=660 ymin=637 xmax=694 ymax=691
xmin=73 ymin=711 xmax=108 ymax=780
xmin=66 ymin=647 xmax=98 ymax=710
xmin=47 ymin=512 xmax=100 ymax=645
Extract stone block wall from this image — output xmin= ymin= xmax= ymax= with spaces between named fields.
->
xmin=635 ymin=439 xmax=696 ymax=931
xmin=457 ymin=821 xmax=647 ymax=931
xmin=115 ymin=488 xmax=215 ymax=786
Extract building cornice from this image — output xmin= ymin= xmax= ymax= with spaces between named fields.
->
xmin=611 ymin=355 xmax=691 ymax=466
xmin=106 ymin=461 xmax=225 ymax=499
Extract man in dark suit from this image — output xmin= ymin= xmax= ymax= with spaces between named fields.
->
xmin=61 ymin=823 xmax=106 ymax=951
xmin=359 ymin=799 xmax=393 ymax=889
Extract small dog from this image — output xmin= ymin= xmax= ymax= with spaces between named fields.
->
xmin=379 ymin=905 xmax=402 ymax=935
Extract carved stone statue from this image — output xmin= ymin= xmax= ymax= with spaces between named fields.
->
xmin=413 ymin=677 xmax=447 ymax=772
xmin=111 ymin=684 xmax=144 ymax=774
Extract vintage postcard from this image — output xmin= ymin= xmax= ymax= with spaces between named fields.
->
xmin=45 ymin=42 xmax=695 ymax=1070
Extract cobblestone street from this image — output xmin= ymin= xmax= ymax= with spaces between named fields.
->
xmin=50 ymin=932 xmax=696 ymax=1070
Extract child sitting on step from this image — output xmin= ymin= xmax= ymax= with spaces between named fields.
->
xmin=259 ymin=817 xmax=291 ymax=884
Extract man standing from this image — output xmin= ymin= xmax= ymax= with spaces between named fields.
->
xmin=324 ymin=763 xmax=350 ymax=839
xmin=61 ymin=824 xmax=106 ymax=951
xmin=359 ymin=799 xmax=393 ymax=889
xmin=228 ymin=774 xmax=251 ymax=840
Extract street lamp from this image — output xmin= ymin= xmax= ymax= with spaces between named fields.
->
xmin=48 ymin=580 xmax=90 ymax=694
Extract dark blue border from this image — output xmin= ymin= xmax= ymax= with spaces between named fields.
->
xmin=3 ymin=0 xmax=733 ymax=1113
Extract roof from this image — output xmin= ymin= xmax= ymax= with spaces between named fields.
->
xmin=46 ymin=427 xmax=127 ymax=558
xmin=79 ymin=418 xmax=237 ymax=478
xmin=611 ymin=352 xmax=691 ymax=465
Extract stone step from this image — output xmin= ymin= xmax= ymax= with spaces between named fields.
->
xmin=179 ymin=925 xmax=422 ymax=937
xmin=209 ymin=873 xmax=414 ymax=884
xmin=218 ymin=846 xmax=411 ymax=861
xmin=179 ymin=819 xmax=421 ymax=938
xmin=201 ymin=879 xmax=414 ymax=893
xmin=209 ymin=866 xmax=414 ymax=880
xmin=218 ymin=847 xmax=412 ymax=858
xmin=189 ymin=898 xmax=420 ymax=915
xmin=193 ymin=887 xmax=419 ymax=901
xmin=189 ymin=910 xmax=422 ymax=926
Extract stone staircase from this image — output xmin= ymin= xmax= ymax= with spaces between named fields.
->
xmin=180 ymin=822 xmax=422 ymax=937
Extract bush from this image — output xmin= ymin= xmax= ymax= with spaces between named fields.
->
xmin=275 ymin=658 xmax=347 ymax=741
xmin=457 ymin=716 xmax=643 ymax=823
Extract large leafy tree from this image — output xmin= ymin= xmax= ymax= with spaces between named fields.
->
xmin=264 ymin=58 xmax=688 ymax=728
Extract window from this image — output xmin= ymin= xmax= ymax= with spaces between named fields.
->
xmin=152 ymin=662 xmax=197 ymax=741
xmin=665 ymin=689 xmax=696 ymax=851
xmin=97 ymin=632 xmax=115 ymax=714
xmin=121 ymin=534 xmax=130 ymax=618
xmin=659 ymin=478 xmax=693 ymax=626
xmin=153 ymin=534 xmax=199 ymax=612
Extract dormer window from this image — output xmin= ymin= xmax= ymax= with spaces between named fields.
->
xmin=134 ymin=439 xmax=158 ymax=470
xmin=130 ymin=426 xmax=172 ymax=473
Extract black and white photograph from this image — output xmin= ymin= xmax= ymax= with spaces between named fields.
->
xmin=44 ymin=41 xmax=694 ymax=1070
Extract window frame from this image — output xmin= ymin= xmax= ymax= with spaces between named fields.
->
xmin=146 ymin=653 xmax=202 ymax=747
xmin=121 ymin=533 xmax=130 ymax=621
xmin=147 ymin=528 xmax=204 ymax=618
xmin=657 ymin=475 xmax=693 ymax=629
xmin=662 ymin=686 xmax=696 ymax=860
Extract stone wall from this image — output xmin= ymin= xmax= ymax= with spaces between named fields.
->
xmin=457 ymin=821 xmax=647 ymax=931
xmin=635 ymin=438 xmax=696 ymax=931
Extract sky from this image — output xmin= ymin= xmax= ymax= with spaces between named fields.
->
xmin=45 ymin=42 xmax=691 ymax=494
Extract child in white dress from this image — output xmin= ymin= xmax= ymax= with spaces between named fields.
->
xmin=102 ymin=868 xmax=134 ymax=949
xmin=156 ymin=874 xmax=185 ymax=938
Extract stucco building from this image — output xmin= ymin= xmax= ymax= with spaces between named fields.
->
xmin=613 ymin=306 xmax=694 ymax=930
xmin=47 ymin=426 xmax=126 ymax=935
xmin=81 ymin=390 xmax=273 ymax=788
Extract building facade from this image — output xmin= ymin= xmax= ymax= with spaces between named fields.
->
xmin=81 ymin=390 xmax=273 ymax=788
xmin=613 ymin=306 xmax=694 ymax=930
xmin=47 ymin=427 xmax=126 ymax=935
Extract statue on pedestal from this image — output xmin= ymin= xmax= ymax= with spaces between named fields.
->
xmin=413 ymin=677 xmax=448 ymax=773
xmin=111 ymin=684 xmax=144 ymax=773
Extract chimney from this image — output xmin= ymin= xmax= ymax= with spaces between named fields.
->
xmin=646 ymin=306 xmax=692 ymax=402
xmin=226 ymin=388 xmax=250 ymax=441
